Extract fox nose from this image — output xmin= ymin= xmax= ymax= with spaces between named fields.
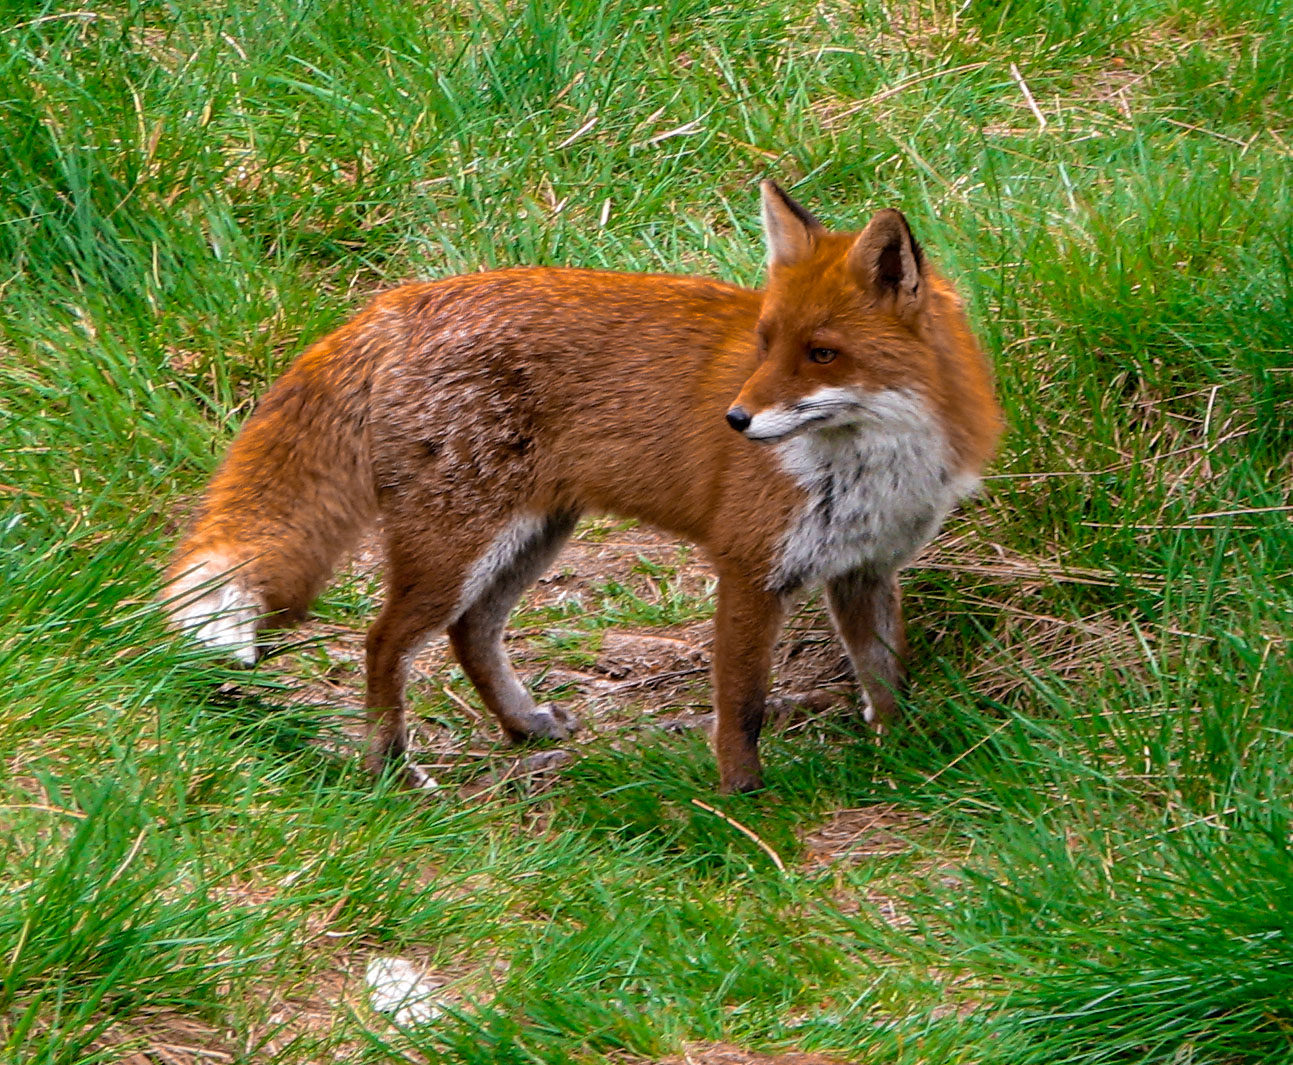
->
xmin=726 ymin=406 xmax=752 ymax=432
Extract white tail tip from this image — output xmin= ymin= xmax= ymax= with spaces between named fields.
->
xmin=165 ymin=555 xmax=263 ymax=666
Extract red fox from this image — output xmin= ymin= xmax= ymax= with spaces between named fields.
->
xmin=166 ymin=182 xmax=1002 ymax=793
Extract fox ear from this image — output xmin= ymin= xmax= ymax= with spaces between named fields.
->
xmin=760 ymin=181 xmax=824 ymax=267
xmin=848 ymin=208 xmax=926 ymax=310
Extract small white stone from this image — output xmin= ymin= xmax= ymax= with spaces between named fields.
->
xmin=365 ymin=957 xmax=442 ymax=1026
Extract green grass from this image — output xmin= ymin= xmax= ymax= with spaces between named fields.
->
xmin=2 ymin=0 xmax=1291 ymax=1061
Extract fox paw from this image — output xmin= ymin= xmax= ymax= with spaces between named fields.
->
xmin=504 ymin=703 xmax=579 ymax=743
xmin=719 ymin=767 xmax=766 ymax=795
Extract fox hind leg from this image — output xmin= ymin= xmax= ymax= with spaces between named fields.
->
xmin=363 ymin=553 xmax=465 ymax=781
xmin=447 ymin=510 xmax=580 ymax=743
xmin=363 ymin=510 xmax=580 ymax=782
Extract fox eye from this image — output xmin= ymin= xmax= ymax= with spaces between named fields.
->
xmin=808 ymin=347 xmax=837 ymax=365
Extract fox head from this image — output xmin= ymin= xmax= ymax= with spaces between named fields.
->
xmin=727 ymin=182 xmax=937 ymax=443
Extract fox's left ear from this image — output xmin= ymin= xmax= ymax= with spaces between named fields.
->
xmin=848 ymin=209 xmax=926 ymax=313
xmin=760 ymin=180 xmax=825 ymax=267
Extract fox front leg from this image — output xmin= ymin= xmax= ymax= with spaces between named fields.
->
xmin=825 ymin=569 xmax=906 ymax=728
xmin=711 ymin=570 xmax=787 ymax=793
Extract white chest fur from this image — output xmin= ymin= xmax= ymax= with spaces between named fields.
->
xmin=770 ymin=389 xmax=974 ymax=591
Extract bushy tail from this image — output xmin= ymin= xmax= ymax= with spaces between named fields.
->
xmin=164 ymin=311 xmax=383 ymax=663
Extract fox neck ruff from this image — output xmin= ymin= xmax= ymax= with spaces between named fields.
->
xmin=770 ymin=388 xmax=975 ymax=592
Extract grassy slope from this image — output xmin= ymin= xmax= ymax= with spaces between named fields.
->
xmin=1 ymin=0 xmax=1291 ymax=1061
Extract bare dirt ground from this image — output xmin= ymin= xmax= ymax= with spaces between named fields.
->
xmin=277 ymin=521 xmax=861 ymax=793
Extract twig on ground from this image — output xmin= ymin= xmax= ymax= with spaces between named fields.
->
xmin=1010 ymin=63 xmax=1047 ymax=130
xmin=691 ymin=799 xmax=787 ymax=873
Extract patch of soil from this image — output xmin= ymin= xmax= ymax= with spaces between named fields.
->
xmin=801 ymin=804 xmax=961 ymax=927
xmin=802 ymin=805 xmax=930 ymax=866
xmin=276 ymin=523 xmax=856 ymax=781
xmin=93 ymin=1012 xmax=237 ymax=1064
